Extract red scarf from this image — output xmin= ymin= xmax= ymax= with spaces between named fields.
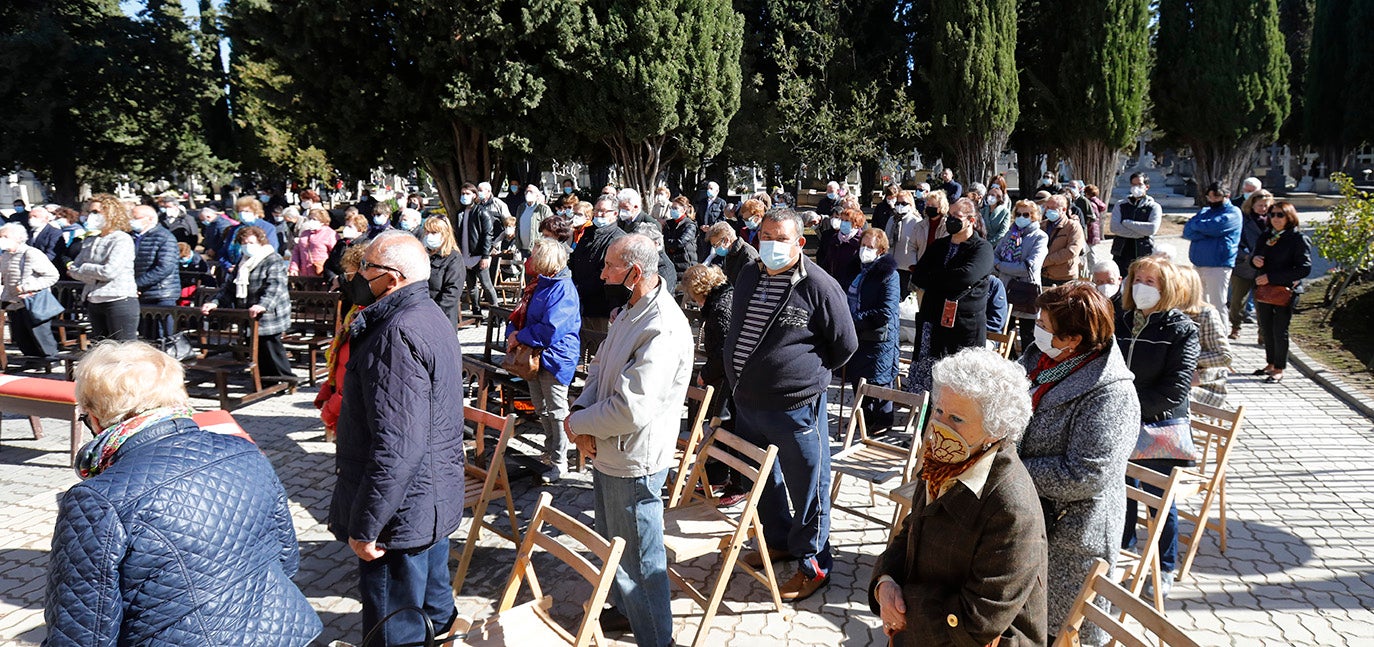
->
xmin=1027 ymin=350 xmax=1101 ymax=410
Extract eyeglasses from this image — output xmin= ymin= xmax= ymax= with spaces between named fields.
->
xmin=79 ymin=413 xmax=95 ymax=434
xmin=895 ymin=202 xmax=910 ymax=206
xmin=360 ymin=259 xmax=406 ymax=279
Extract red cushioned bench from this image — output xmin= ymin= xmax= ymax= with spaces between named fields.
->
xmin=191 ymin=409 xmax=254 ymax=444
xmin=0 ymin=375 xmax=81 ymax=465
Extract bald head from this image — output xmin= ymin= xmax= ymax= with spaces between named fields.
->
xmin=366 ymin=230 xmax=431 ymax=286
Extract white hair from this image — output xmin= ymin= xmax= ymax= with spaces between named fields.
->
xmin=28 ymin=207 xmax=51 ymax=222
xmin=0 ymin=222 xmax=28 ymax=241
xmin=1091 ymin=260 xmax=1120 ymax=279
xmin=524 ymin=184 xmax=544 ymax=199
xmin=617 ymin=187 xmax=642 ymax=209
xmin=707 ymin=181 xmax=720 ymax=191
xmin=967 ymin=182 xmax=988 ymax=195
xmin=916 ymin=182 xmax=930 ymax=192
xmin=930 ymin=347 xmax=1032 ymax=443
xmin=369 ymin=230 xmax=431 ymax=282
xmin=635 ymin=222 xmax=664 ymax=250
xmin=478 ymin=181 xmax=493 ymax=194
xmin=399 ymin=208 xmax=422 ymax=222
xmin=826 ymin=181 xmax=840 ymax=191
xmin=613 ymin=234 xmax=659 ymax=276
xmin=1242 ymin=177 xmax=1262 ymax=191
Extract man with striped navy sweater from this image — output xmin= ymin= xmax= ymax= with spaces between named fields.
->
xmin=724 ymin=209 xmax=858 ymax=602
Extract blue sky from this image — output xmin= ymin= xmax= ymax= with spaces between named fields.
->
xmin=120 ymin=0 xmax=220 ymax=18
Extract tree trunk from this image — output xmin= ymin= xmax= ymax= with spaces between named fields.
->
xmin=605 ymin=133 xmax=671 ymax=195
xmin=1064 ymin=138 xmax=1123 ymax=204
xmin=424 ymin=119 xmax=498 ymax=219
xmin=1190 ymin=136 xmax=1264 ymax=206
xmin=860 ymin=157 xmax=880 ymax=208
xmin=949 ymin=132 xmax=1010 ymax=201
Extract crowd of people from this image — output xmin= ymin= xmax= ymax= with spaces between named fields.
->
xmin=31 ymin=168 xmax=1312 ymax=647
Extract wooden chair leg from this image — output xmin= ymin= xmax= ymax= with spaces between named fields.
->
xmin=29 ymin=416 xmax=43 ymax=440
xmin=216 ymin=373 xmax=231 ymax=411
xmin=69 ymin=413 xmax=81 ymax=467
xmin=1217 ymin=480 xmax=1228 ymax=552
xmin=452 ymin=500 xmax=490 ymax=596
xmin=690 ymin=545 xmax=745 ymax=647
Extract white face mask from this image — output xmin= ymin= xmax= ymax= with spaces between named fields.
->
xmin=1034 ymin=325 xmax=1065 ymax=360
xmin=87 ymin=214 xmax=106 ymax=231
xmin=341 ymin=226 xmax=360 ymax=239
xmin=300 ymin=219 xmax=320 ymax=231
xmin=0 ymin=239 xmax=17 ymax=253
xmin=656 ymin=195 xmax=669 ymax=206
xmin=242 ymin=243 xmax=268 ymax=258
xmin=829 ymin=217 xmax=841 ymax=231
xmin=1130 ymin=185 xmax=1147 ymax=199
xmin=858 ymin=247 xmax=878 ymax=264
xmin=1095 ymin=282 xmax=1119 ymax=299
xmin=885 ymin=198 xmax=895 ymax=208
xmin=894 ymin=204 xmax=911 ymax=215
xmin=525 ymin=192 xmax=538 ymax=205
xmin=504 ymin=226 xmax=515 ymax=237
xmin=424 ymin=233 xmax=442 ymax=249
xmin=571 ymin=215 xmax=588 ymax=227
xmin=986 ymin=196 xmax=998 ymax=207
xmin=1132 ymin=283 xmax=1161 ymax=311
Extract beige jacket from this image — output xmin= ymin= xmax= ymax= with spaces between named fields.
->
xmin=1 ymin=245 xmax=60 ymax=310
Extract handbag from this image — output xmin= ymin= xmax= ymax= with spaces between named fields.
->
xmin=1254 ymin=283 xmax=1293 ymax=307
xmin=157 ymin=331 xmax=196 ymax=361
xmin=502 ymin=341 xmax=542 ymax=380
xmin=17 ymin=252 xmax=65 ymax=326
xmin=1131 ymin=418 xmax=1198 ymax=462
xmin=1005 ymin=277 xmax=1041 ymax=311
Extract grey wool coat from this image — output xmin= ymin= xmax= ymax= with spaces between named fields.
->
xmin=1017 ymin=343 xmax=1139 ymax=646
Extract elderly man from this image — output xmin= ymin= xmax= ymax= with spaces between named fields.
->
xmin=727 ymin=210 xmax=857 ymax=602
xmin=569 ymin=194 xmax=626 ymax=332
xmin=197 ymin=207 xmax=235 ymax=260
xmin=616 ymin=188 xmax=657 ymax=234
xmin=25 ymin=206 xmax=62 ymax=261
xmin=1110 ymin=172 xmax=1163 ymax=278
xmin=1234 ymin=176 xmax=1262 ymax=208
xmin=1183 ymin=181 xmax=1243 ymax=320
xmin=565 ymin=234 xmax=692 ymax=646
xmin=329 ymin=231 xmax=465 ymax=646
xmin=129 ymin=205 xmax=181 ymax=338
xmin=705 ymin=221 xmax=759 ymax=285
xmin=694 ymin=182 xmax=728 ymax=261
xmin=0 ymin=223 xmax=60 ymax=358
xmin=156 ymin=195 xmax=199 ymax=246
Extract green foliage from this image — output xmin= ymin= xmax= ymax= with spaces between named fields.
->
xmin=1315 ymin=173 xmax=1374 ymax=275
xmin=927 ymin=0 xmax=1018 ymax=184
xmin=1303 ymin=0 xmax=1346 ymax=152
xmin=1276 ymin=0 xmax=1315 ymax=144
xmin=1153 ymin=0 xmax=1291 ymax=192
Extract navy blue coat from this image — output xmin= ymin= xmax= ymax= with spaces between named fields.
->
xmin=133 ymin=224 xmax=181 ymax=301
xmin=846 ymin=254 xmax=900 ymax=386
xmin=508 ymin=269 xmax=582 ymax=385
xmin=44 ymin=418 xmax=321 ymax=646
xmin=31 ymin=223 xmax=62 ymax=261
xmin=330 ymin=282 xmax=466 ymax=550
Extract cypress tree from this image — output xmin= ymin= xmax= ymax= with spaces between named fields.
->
xmin=1276 ymin=0 xmax=1315 ymax=145
xmin=1340 ymin=1 xmax=1374 ymax=153
xmin=1152 ymin=0 xmax=1291 ymax=197
xmin=927 ymin=0 xmax=1019 ymax=189
xmin=1302 ymin=0 xmax=1347 ymax=169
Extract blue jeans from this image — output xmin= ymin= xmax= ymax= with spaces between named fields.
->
xmin=593 ymin=469 xmax=673 ymax=647
xmin=1122 ymin=458 xmax=1188 ymax=573
xmin=734 ymin=392 xmax=833 ymax=579
xmin=357 ymin=538 xmax=457 ymax=647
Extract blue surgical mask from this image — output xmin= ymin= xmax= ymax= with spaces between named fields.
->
xmin=460 ymin=194 xmax=473 ymax=206
xmin=1015 ymin=216 xmax=1031 ymax=229
xmin=707 ymin=189 xmax=718 ymax=198
xmin=563 ymin=187 xmax=573 ymax=195
xmin=759 ymin=239 xmax=794 ymax=271
xmin=593 ymin=215 xmax=614 ymax=228
xmin=714 ymin=245 xmax=729 ymax=258
xmin=745 ymin=219 xmax=759 ymax=230
xmin=424 ymin=233 xmax=442 ymax=249
xmin=839 ymin=221 xmax=853 ymax=235
xmin=826 ymin=192 xmax=837 ymax=200
xmin=914 ymin=190 xmax=926 ymax=199
xmin=1045 ymin=209 xmax=1061 ymax=223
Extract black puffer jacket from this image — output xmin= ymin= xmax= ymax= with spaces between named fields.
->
xmin=1115 ymin=307 xmax=1200 ymax=423
xmin=330 ymin=283 xmax=465 ymax=550
xmin=663 ymin=216 xmax=697 ymax=274
xmin=569 ymin=224 xmax=625 ymax=318
xmin=428 ymin=250 xmax=466 ymax=330
xmin=698 ymin=282 xmax=733 ymax=386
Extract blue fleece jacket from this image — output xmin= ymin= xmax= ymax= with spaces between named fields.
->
xmin=1182 ymin=202 xmax=1243 ymax=268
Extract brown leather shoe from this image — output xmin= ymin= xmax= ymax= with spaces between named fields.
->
xmin=1228 ymin=326 xmax=1240 ymax=340
xmin=741 ymin=547 xmax=794 ymax=570
xmin=779 ymin=570 xmax=830 ymax=602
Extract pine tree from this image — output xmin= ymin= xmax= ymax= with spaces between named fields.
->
xmin=1153 ymin=0 xmax=1291 ymax=198
xmin=926 ymin=0 xmax=1019 ymax=189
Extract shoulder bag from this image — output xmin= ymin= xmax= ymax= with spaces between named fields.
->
xmin=502 ymin=342 xmax=542 ymax=381
xmin=19 ymin=252 xmax=64 ymax=326
xmin=1254 ymin=284 xmax=1293 ymax=307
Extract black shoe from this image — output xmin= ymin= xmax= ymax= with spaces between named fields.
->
xmin=598 ymin=606 xmax=631 ymax=634
xmin=1242 ymin=313 xmax=1256 ymax=324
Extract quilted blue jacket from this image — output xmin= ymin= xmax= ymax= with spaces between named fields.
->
xmin=43 ymin=418 xmax=321 ymax=646
xmin=507 ymin=269 xmax=581 ymax=385
xmin=330 ymin=282 xmax=466 ymax=550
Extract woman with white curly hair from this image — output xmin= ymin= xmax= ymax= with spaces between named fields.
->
xmin=868 ymin=347 xmax=1047 ymax=646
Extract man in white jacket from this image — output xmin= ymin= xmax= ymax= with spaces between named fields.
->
xmin=564 ymin=233 xmax=693 ymax=647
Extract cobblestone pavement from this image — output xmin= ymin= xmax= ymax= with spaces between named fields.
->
xmin=1 ymin=328 xmax=1372 ymax=646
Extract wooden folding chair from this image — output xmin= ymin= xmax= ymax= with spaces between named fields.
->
xmin=1054 ymin=558 xmax=1203 ymax=647
xmin=988 ymin=327 xmax=1018 ymax=359
xmin=661 ymin=427 xmax=783 ymax=647
xmin=666 ymin=385 xmax=714 ymax=506
xmin=453 ymin=492 xmax=626 ymax=647
xmin=829 ymin=379 xmax=930 ymax=528
xmin=1119 ymin=464 xmax=1202 ymax=612
xmin=493 ymin=256 xmax=526 ymax=306
xmin=1176 ymin=401 xmax=1244 ymax=580
xmin=453 ymin=406 xmax=522 ymax=595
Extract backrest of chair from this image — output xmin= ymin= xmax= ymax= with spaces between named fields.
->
xmin=842 ymin=381 xmax=930 ymax=480
xmin=1122 ymin=465 xmax=1200 ymax=580
xmin=667 ymin=385 xmax=715 ymax=506
xmin=988 ymin=328 xmax=1017 ymax=359
xmin=1054 ymin=559 xmax=1203 ymax=647
xmin=677 ymin=427 xmax=778 ymax=512
xmin=52 ymin=281 xmax=86 ymax=320
xmin=496 ymin=492 xmax=627 ymax=646
xmin=288 ymin=290 xmax=343 ymax=336
xmin=179 ymin=270 xmax=216 ymax=289
xmin=464 ymin=405 xmax=517 ymax=486
xmin=287 ymin=275 xmax=328 ymax=292
xmin=1188 ymin=401 xmax=1243 ymax=489
xmin=483 ymin=305 xmax=514 ymax=363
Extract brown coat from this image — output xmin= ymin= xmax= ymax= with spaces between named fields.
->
xmin=1041 ymin=215 xmax=1085 ymax=283
xmin=869 ymin=444 xmax=1048 ymax=647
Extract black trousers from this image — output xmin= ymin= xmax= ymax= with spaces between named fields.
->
xmin=137 ymin=297 xmax=177 ymax=340
xmin=1256 ymin=301 xmax=1294 ymax=371
xmin=464 ymin=261 xmax=498 ymax=315
xmin=257 ymin=333 xmax=294 ymax=378
xmin=88 ymin=297 xmax=140 ymax=341
xmin=8 ymin=309 xmax=58 ymax=358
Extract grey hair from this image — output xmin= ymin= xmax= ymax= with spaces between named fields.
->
xmin=930 ymin=347 xmax=1032 ymax=443
xmin=613 ymin=233 xmax=659 ymax=276
xmin=1091 ymin=259 xmax=1120 ymax=279
xmin=763 ymin=209 xmax=805 ymax=239
xmin=916 ymin=182 xmax=930 ymax=192
xmin=617 ymin=187 xmax=642 ymax=209
xmin=528 ymin=237 xmax=569 ymax=276
xmin=0 ymin=222 xmax=28 ymax=241
xmin=1242 ymin=177 xmax=1262 ymax=190
xmin=595 ymin=194 xmax=619 ymax=213
xmin=707 ymin=181 xmax=720 ymax=191
xmin=967 ymin=182 xmax=988 ymax=195
xmin=707 ymin=220 xmax=737 ymax=244
xmin=369 ymin=230 xmax=432 ymax=282
xmin=477 ymin=181 xmax=493 ymax=194
xmin=634 ymin=222 xmax=663 ymax=248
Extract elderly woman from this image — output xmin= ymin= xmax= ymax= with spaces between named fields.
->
xmin=847 ymin=228 xmax=901 ymax=431
xmin=705 ymin=220 xmax=760 ymax=285
xmin=0 ymin=222 xmax=61 ymax=358
xmin=1017 ymin=282 xmax=1138 ymax=646
xmin=683 ymin=263 xmax=732 ymax=418
xmin=870 ymin=347 xmax=1046 ymax=646
xmin=203 ymin=225 xmax=294 ymax=381
xmin=736 ymin=198 xmax=765 ymax=249
xmin=422 ymin=216 xmax=465 ymax=330
xmin=288 ymin=207 xmax=338 ymax=277
xmin=995 ymin=199 xmax=1050 ymax=352
xmin=506 ymin=238 xmax=582 ymax=483
xmin=315 ymin=244 xmax=368 ymax=440
xmin=1116 ymin=256 xmax=1200 ymax=600
xmin=1177 ymin=265 xmax=1233 ymax=407
xmin=662 ymin=196 xmax=697 ymax=275
xmin=67 ymin=194 xmax=139 ymax=341
xmin=1040 ymin=194 xmax=1086 ymax=287
xmin=818 ymin=206 xmax=866 ymax=288
xmin=45 ymin=341 xmax=321 ymax=644
xmin=912 ymin=198 xmax=995 ymax=362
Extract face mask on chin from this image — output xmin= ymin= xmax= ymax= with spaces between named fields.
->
xmin=603 ymin=266 xmax=637 ymax=310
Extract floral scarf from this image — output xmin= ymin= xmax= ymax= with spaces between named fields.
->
xmin=75 ymin=406 xmax=196 ymax=479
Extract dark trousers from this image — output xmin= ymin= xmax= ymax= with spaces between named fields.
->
xmin=895 ymin=269 xmax=913 ymax=301
xmin=137 ymin=297 xmax=177 ymax=340
xmin=1123 ymin=458 xmax=1189 ymax=573
xmin=87 ymin=297 xmax=140 ymax=341
xmin=257 ymin=333 xmax=294 ymax=378
xmin=734 ymin=392 xmax=832 ymax=579
xmin=357 ymin=538 xmax=457 ymax=647
xmin=8 ymin=310 xmax=57 ymax=358
xmin=464 ymin=261 xmax=498 ymax=315
xmin=850 ymin=377 xmax=894 ymax=431
xmin=1016 ymin=316 xmax=1036 ymax=355
xmin=1256 ymin=301 xmax=1294 ymax=370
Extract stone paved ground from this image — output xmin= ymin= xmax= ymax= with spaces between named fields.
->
xmin=2 ymin=328 xmax=1372 ymax=646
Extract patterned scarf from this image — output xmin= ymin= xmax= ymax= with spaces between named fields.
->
xmin=1028 ymin=350 xmax=1101 ymax=410
xmin=919 ymin=440 xmax=997 ymax=500
xmin=323 ymin=304 xmax=363 ymax=389
xmin=75 ymin=406 xmax=196 ymax=479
